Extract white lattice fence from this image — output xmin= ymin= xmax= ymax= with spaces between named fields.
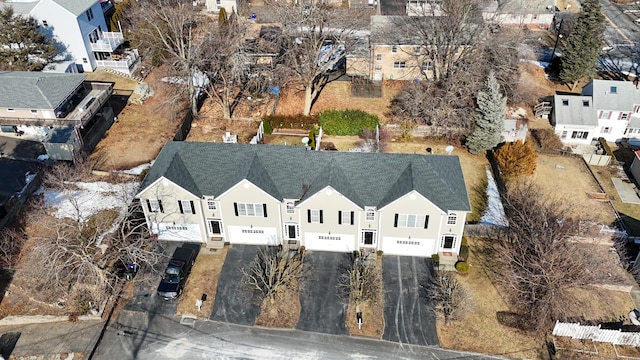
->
xmin=553 ymin=321 xmax=640 ymax=347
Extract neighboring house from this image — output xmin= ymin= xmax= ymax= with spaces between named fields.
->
xmin=4 ymin=0 xmax=139 ymax=74
xmin=244 ymin=23 xmax=282 ymax=73
xmin=552 ymin=80 xmax=640 ymax=145
xmin=502 ymin=118 xmax=528 ymax=143
xmin=629 ymin=150 xmax=640 ymax=185
xmin=137 ymin=142 xmax=471 ymax=258
xmin=205 ymin=0 xmax=237 ymax=14
xmin=0 ymin=71 xmax=115 ymax=160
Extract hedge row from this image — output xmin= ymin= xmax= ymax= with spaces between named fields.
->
xmin=262 ymin=115 xmax=319 ymax=134
xmin=319 ymin=109 xmax=379 ymax=136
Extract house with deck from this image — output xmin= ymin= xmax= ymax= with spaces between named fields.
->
xmin=137 ymin=142 xmax=471 ymax=259
xmin=552 ymin=80 xmax=640 ymax=145
xmin=4 ymin=0 xmax=139 ymax=74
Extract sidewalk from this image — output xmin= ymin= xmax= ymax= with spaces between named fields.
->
xmin=0 ymin=320 xmax=104 ymax=359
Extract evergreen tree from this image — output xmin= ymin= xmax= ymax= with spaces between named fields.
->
xmin=559 ymin=0 xmax=605 ymax=91
xmin=495 ymin=140 xmax=538 ymax=178
xmin=0 ymin=7 xmax=58 ymax=71
xmin=466 ymin=72 xmax=506 ymax=155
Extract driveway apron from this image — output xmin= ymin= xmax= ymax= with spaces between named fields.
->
xmin=382 ymin=256 xmax=439 ymax=346
xmin=295 ymin=251 xmax=349 ymax=335
xmin=210 ymin=245 xmax=262 ymax=326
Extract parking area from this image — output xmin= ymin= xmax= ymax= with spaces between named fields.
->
xmin=210 ymin=245 xmax=262 ymax=326
xmin=382 ymin=256 xmax=438 ymax=346
xmin=295 ymin=251 xmax=349 ymax=335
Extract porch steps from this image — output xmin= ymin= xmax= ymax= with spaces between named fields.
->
xmin=204 ymin=237 xmax=224 ymax=252
xmin=102 ymin=68 xmax=144 ymax=83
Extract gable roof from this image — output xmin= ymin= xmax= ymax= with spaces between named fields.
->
xmin=0 ymin=71 xmax=86 ymax=109
xmin=583 ymin=80 xmax=640 ymax=111
xmin=5 ymin=0 xmax=95 ymax=16
xmin=139 ymin=142 xmax=471 ymax=212
xmin=3 ymin=2 xmax=38 ymax=15
xmin=370 ymin=15 xmax=480 ymax=46
xmin=553 ymin=94 xmax=598 ymax=127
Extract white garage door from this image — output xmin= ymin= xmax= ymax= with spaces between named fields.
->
xmin=304 ymin=232 xmax=356 ymax=253
xmin=228 ymin=226 xmax=277 ymax=245
xmin=154 ymin=222 xmax=203 ymax=242
xmin=381 ymin=237 xmax=435 ymax=257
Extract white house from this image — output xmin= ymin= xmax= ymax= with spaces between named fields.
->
xmin=4 ymin=0 xmax=139 ymax=74
xmin=205 ymin=0 xmax=238 ymax=15
xmin=552 ymin=80 xmax=640 ymax=145
xmin=137 ymin=142 xmax=472 ymax=260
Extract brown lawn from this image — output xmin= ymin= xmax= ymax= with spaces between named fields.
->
xmin=177 ymin=248 xmax=228 ymax=318
xmin=255 ymin=279 xmax=301 ymax=328
xmin=345 ymin=257 xmax=384 ymax=339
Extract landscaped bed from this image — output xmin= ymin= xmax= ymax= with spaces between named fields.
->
xmin=176 ymin=248 xmax=228 ymax=318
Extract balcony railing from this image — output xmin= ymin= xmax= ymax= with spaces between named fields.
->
xmin=89 ymin=32 xmax=124 ymax=52
xmin=95 ymin=49 xmax=140 ymax=75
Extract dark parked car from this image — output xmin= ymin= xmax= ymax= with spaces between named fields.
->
xmin=157 ymin=246 xmax=197 ymax=300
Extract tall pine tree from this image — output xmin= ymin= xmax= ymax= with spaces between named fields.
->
xmin=466 ymin=72 xmax=506 ymax=155
xmin=559 ymin=0 xmax=605 ymax=91
xmin=0 ymin=7 xmax=58 ymax=71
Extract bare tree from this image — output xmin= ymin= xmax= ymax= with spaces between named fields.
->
xmin=428 ymin=270 xmax=470 ymax=325
xmin=271 ymin=4 xmax=368 ymax=115
xmin=0 ymin=227 xmax=26 ymax=270
xmin=241 ymin=246 xmax=304 ymax=303
xmin=339 ymin=253 xmax=382 ymax=308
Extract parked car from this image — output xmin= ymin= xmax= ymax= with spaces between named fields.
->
xmin=157 ymin=246 xmax=197 ymax=300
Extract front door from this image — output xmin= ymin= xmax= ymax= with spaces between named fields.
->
xmin=361 ymin=230 xmax=376 ymax=246
xmin=208 ymin=219 xmax=222 ymax=235
xmin=285 ymin=224 xmax=298 ymax=240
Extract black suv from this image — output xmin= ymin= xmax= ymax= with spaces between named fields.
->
xmin=157 ymin=246 xmax=197 ymax=300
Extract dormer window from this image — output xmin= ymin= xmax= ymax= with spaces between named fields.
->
xmin=286 ymin=202 xmax=295 ymax=214
xmin=207 ymin=198 xmax=216 ymax=210
xmin=391 ymin=45 xmax=398 ymax=53
xmin=447 ymin=213 xmax=457 ymax=225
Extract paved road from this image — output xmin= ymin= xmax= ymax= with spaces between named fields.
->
xmin=599 ymin=0 xmax=640 ymax=75
xmin=210 ymin=245 xmax=262 ymax=326
xmin=92 ymin=313 xmax=504 ymax=360
xmin=382 ymin=256 xmax=439 ymax=346
xmin=295 ymin=251 xmax=349 ymax=335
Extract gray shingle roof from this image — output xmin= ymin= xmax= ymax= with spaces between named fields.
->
xmin=3 ymin=2 xmax=38 ymax=15
xmin=49 ymin=0 xmax=95 ymax=16
xmin=0 ymin=71 xmax=86 ymax=110
xmin=370 ymin=15 xmax=479 ymax=46
xmin=140 ymin=142 xmax=471 ymax=212
xmin=584 ymin=79 xmax=640 ymax=111
xmin=552 ymin=94 xmax=598 ymax=126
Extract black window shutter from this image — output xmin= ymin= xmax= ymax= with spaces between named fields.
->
xmin=158 ymin=200 xmax=163 ymax=213
xmin=234 ymin=203 xmax=238 ymax=216
xmin=190 ymin=201 xmax=195 ymax=214
xmin=178 ymin=201 xmax=184 ymax=214
xmin=146 ymin=199 xmax=152 ymax=212
xmin=394 ymin=214 xmax=398 ymax=227
xmin=320 ymin=210 xmax=323 ymax=223
xmin=350 ymin=211 xmax=354 ymax=225
xmin=424 ymin=215 xmax=429 ymax=229
xmin=307 ymin=209 xmax=311 ymax=223
xmin=338 ymin=211 xmax=342 ymax=225
xmin=263 ymin=204 xmax=267 ymax=217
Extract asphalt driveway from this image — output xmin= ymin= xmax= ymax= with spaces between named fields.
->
xmin=210 ymin=245 xmax=262 ymax=326
xmin=382 ymin=256 xmax=438 ymax=346
xmin=295 ymin=251 xmax=349 ymax=335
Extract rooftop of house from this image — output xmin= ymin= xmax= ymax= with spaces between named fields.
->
xmin=0 ymin=71 xmax=86 ymax=110
xmin=3 ymin=1 xmax=38 ymax=14
xmin=370 ymin=15 xmax=479 ymax=45
xmin=553 ymin=94 xmax=598 ymax=126
xmin=582 ymin=79 xmax=640 ymax=111
xmin=139 ymin=142 xmax=472 ymax=212
xmin=480 ymin=0 xmax=555 ymax=14
xmin=6 ymin=0 xmax=96 ymax=16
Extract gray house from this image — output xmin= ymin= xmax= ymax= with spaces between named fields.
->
xmin=137 ymin=142 xmax=471 ymax=259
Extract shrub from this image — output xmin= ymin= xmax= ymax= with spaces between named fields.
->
xmin=319 ymin=109 xmax=379 ymax=136
xmin=262 ymin=119 xmax=273 ymax=135
xmin=459 ymin=245 xmax=469 ymax=262
xmin=399 ymin=120 xmax=415 ymax=141
xmin=531 ymin=128 xmax=563 ymax=150
xmin=495 ymin=140 xmax=538 ymax=178
xmin=431 ymin=254 xmax=440 ymax=266
xmin=455 ymin=261 xmax=469 ymax=274
xmin=308 ymin=125 xmax=318 ymax=149
xmin=262 ymin=114 xmax=318 ymax=130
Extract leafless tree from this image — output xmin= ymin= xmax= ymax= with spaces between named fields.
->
xmin=270 ymin=4 xmax=369 ymax=115
xmin=0 ymin=227 xmax=26 ymax=270
xmin=338 ymin=253 xmax=382 ymax=308
xmin=481 ymin=180 xmax=593 ymax=331
xmin=241 ymin=246 xmax=304 ymax=303
xmin=428 ymin=270 xmax=470 ymax=325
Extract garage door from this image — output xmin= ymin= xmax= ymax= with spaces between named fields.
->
xmin=228 ymin=226 xmax=277 ymax=245
xmin=154 ymin=222 xmax=203 ymax=242
xmin=304 ymin=232 xmax=356 ymax=253
xmin=381 ymin=237 xmax=435 ymax=257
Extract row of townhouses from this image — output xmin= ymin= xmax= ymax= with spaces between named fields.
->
xmin=552 ymin=79 xmax=640 ymax=145
xmin=137 ymin=142 xmax=471 ymax=259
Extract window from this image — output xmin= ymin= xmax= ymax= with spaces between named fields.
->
xmin=376 ymin=54 xmax=382 ymax=61
xmin=391 ymin=45 xmax=398 ymax=53
xmin=235 ymin=203 xmax=266 ymax=217
xmin=394 ymin=213 xmax=429 ymax=228
xmin=178 ymin=200 xmax=195 ymax=214
xmin=286 ymin=202 xmax=295 ymax=214
xmin=562 ymin=99 xmax=569 ymax=106
xmin=207 ymin=199 xmax=216 ymax=210
xmin=634 ymin=105 xmax=640 ymax=113
xmin=365 ymin=207 xmax=375 ymax=221
xmin=146 ymin=199 xmax=164 ymax=213
xmin=30 ymin=110 xmax=37 ymax=114
xmin=86 ymin=8 xmax=94 ymax=21
xmin=582 ymin=100 xmax=590 ymax=107
xmin=308 ymin=209 xmax=323 ymax=223
xmin=393 ymin=61 xmax=406 ymax=69
xmin=42 ymin=20 xmax=48 ymax=27
xmin=216 ymin=0 xmax=221 ymax=8
xmin=602 ymin=127 xmax=611 ymax=134
xmin=561 ymin=131 xmax=568 ymax=139
xmin=82 ymin=58 xmax=88 ymax=63
xmin=338 ymin=211 xmax=354 ymax=225
xmin=621 ymin=112 xmax=629 ymax=120
xmin=414 ymin=46 xmax=421 ymax=55
xmin=571 ymin=131 xmax=589 ymax=139
xmin=610 ymin=86 xmax=617 ymax=94
xmin=421 ymin=61 xmax=433 ymax=72
xmin=447 ymin=213 xmax=457 ymax=225
xmin=600 ymin=110 xmax=612 ymax=119
xmin=442 ymin=236 xmax=455 ymax=249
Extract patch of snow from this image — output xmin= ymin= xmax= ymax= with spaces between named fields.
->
xmin=479 ymin=167 xmax=508 ymax=226
xmin=37 ymin=154 xmax=49 ymax=161
xmin=43 ymin=181 xmax=139 ymax=223
xmin=117 ymin=161 xmax=153 ymax=175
